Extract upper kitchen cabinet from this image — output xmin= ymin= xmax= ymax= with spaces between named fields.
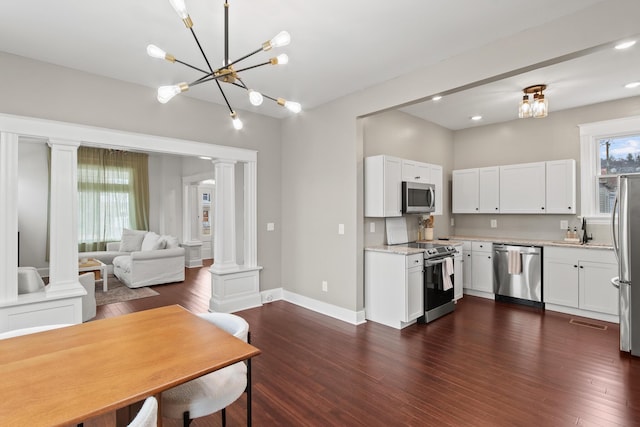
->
xmin=401 ymin=160 xmax=430 ymax=183
xmin=365 ymin=155 xmax=402 ymax=217
xmin=452 ymin=168 xmax=479 ymax=213
xmin=366 ymin=155 xmax=444 ymax=217
xmin=545 ymin=159 xmax=576 ymax=214
xmin=452 ymin=167 xmax=499 ymax=213
xmin=499 ymin=162 xmax=546 ymax=214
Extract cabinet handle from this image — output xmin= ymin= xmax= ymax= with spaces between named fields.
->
xmin=579 ymin=265 xmax=584 ymax=269
xmin=568 ymin=207 xmax=572 ymax=210
xmin=541 ymin=207 xmax=545 ymax=210
xmin=488 ymin=256 xmax=491 ymax=259
xmin=415 ymin=176 xmax=420 ymax=179
xmin=475 ymin=207 xmax=479 ymax=211
xmin=495 ymin=207 xmax=498 ymax=210
xmin=574 ymin=265 xmax=578 ymax=268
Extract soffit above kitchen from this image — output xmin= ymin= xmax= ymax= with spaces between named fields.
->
xmin=0 ymin=0 xmax=615 ymax=119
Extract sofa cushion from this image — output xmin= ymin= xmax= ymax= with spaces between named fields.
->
xmin=113 ymin=255 xmax=132 ymax=274
xmin=141 ymin=232 xmax=162 ymax=251
xmin=119 ymin=229 xmax=146 ymax=252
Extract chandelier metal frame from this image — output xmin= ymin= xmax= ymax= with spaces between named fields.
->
xmin=147 ymin=0 xmax=301 ymax=129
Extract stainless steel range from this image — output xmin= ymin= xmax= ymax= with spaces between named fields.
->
xmin=407 ymin=242 xmax=457 ymax=323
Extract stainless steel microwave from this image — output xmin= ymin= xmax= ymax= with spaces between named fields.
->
xmin=402 ymin=181 xmax=435 ymax=213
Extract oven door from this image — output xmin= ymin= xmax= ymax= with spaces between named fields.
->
xmin=424 ymin=256 xmax=455 ymax=311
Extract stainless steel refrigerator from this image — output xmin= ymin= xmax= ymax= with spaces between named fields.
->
xmin=611 ymin=173 xmax=640 ymax=356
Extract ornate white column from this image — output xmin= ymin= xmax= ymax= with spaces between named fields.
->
xmin=209 ymin=160 xmax=261 ymax=313
xmin=47 ymin=139 xmax=83 ymax=291
xmin=0 ymin=132 xmax=19 ymax=303
xmin=211 ymin=159 xmax=238 ymax=273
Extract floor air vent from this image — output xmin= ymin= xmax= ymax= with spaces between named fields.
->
xmin=569 ymin=319 xmax=607 ymax=330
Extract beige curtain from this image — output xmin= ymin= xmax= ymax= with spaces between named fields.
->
xmin=77 ymin=147 xmax=149 ymax=252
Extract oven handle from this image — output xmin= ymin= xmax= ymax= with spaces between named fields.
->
xmin=424 ymin=255 xmax=453 ymax=267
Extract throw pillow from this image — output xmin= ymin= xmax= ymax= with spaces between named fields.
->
xmin=119 ymin=229 xmax=146 ymax=252
xmin=161 ymin=235 xmax=180 ymax=249
xmin=141 ymin=232 xmax=160 ymax=251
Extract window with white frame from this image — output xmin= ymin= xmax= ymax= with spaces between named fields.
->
xmin=580 ymin=115 xmax=640 ymax=221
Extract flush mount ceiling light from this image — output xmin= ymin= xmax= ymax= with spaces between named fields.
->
xmin=147 ymin=0 xmax=302 ymax=130
xmin=518 ymin=84 xmax=548 ymax=119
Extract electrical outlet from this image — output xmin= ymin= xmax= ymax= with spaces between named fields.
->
xmin=560 ymin=220 xmax=568 ymax=230
xmin=267 ymin=222 xmax=275 ymax=231
xmin=370 ymin=222 xmax=375 ymax=233
xmin=322 ymin=281 xmax=328 ymax=292
xmin=451 ymin=218 xmax=455 ymax=227
xmin=490 ymin=219 xmax=497 ymax=228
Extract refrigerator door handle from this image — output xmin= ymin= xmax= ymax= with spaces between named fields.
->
xmin=611 ymin=196 xmax=619 ymax=263
xmin=611 ymin=276 xmax=620 ymax=289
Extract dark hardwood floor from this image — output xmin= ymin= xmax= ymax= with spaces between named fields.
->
xmin=81 ymin=262 xmax=640 ymax=426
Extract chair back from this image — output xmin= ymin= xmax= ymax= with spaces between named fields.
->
xmin=0 ymin=324 xmax=72 ymax=340
xmin=127 ymin=396 xmax=158 ymax=427
xmin=197 ymin=313 xmax=249 ymax=343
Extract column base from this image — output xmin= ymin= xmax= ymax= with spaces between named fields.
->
xmin=209 ymin=266 xmax=263 ymax=313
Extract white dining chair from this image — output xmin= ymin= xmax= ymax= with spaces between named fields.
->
xmin=161 ymin=312 xmax=250 ymax=427
xmin=127 ymin=396 xmax=158 ymax=427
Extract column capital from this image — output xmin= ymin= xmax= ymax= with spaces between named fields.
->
xmin=47 ymin=139 xmax=81 ymax=149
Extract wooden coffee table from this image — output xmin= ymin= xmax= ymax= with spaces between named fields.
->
xmin=79 ymin=258 xmax=108 ymax=292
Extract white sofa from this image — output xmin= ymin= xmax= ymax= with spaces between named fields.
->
xmin=79 ymin=230 xmax=186 ymax=289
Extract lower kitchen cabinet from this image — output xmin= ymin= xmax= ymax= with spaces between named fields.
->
xmin=365 ymin=250 xmax=424 ymax=329
xmin=453 ymin=245 xmax=463 ymax=301
xmin=543 ymin=246 xmax=618 ymax=321
xmin=461 ymin=241 xmax=472 ymax=290
xmin=470 ymin=241 xmax=494 ymax=294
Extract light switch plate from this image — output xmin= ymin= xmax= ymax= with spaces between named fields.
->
xmin=490 ymin=219 xmax=497 ymax=228
xmin=369 ymin=222 xmax=375 ymax=233
xmin=338 ymin=224 xmax=345 ymax=235
xmin=560 ymin=220 xmax=568 ymax=230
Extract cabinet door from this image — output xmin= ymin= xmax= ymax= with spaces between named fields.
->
xmin=401 ymin=160 xmax=418 ymax=182
xmin=543 ymin=258 xmax=579 ymax=307
xmin=405 ymin=265 xmax=424 ymax=321
xmin=462 ymin=251 xmax=472 ymax=289
xmin=383 ymin=157 xmax=402 ymax=217
xmin=499 ymin=162 xmax=546 ymax=213
xmin=478 ymin=167 xmax=500 ymax=213
xmin=429 ymin=164 xmax=443 ymax=216
xmin=546 ymin=159 xmax=576 ymax=214
xmin=454 ymin=254 xmax=463 ymax=300
xmin=579 ymin=261 xmax=619 ymax=315
xmin=471 ymin=251 xmax=493 ymax=292
xmin=452 ymin=169 xmax=479 ymax=213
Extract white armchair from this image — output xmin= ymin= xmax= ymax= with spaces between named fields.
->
xmin=78 ymin=272 xmax=97 ymax=321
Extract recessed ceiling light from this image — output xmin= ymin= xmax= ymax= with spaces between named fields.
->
xmin=615 ymin=40 xmax=636 ymax=50
xmin=432 ymin=95 xmax=443 ymax=101
xmin=471 ymin=115 xmax=482 ymax=121
xmin=625 ymin=82 xmax=640 ymax=89
xmin=198 ymin=156 xmax=212 ymax=160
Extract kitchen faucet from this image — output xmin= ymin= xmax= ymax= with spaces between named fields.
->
xmin=581 ymin=217 xmax=593 ymax=244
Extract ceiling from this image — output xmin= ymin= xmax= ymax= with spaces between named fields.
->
xmin=1 ymin=0 xmax=637 ymax=124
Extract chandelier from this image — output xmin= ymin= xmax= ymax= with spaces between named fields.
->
xmin=518 ymin=84 xmax=548 ymax=119
xmin=147 ymin=0 xmax=301 ymax=130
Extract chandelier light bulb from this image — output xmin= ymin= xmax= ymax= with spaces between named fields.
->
xmin=284 ymin=101 xmax=302 ymax=113
xmin=270 ymin=31 xmax=291 ymax=48
xmin=248 ymin=89 xmax=264 ymax=106
xmin=157 ymin=83 xmax=187 ymax=104
xmin=146 ymin=44 xmax=166 ymax=59
xmin=169 ymin=0 xmax=189 ymax=19
xmin=518 ymin=95 xmax=532 ymax=118
xmin=230 ymin=112 xmax=243 ymax=130
xmin=276 ymin=53 xmax=289 ymax=65
xmin=533 ymin=94 xmax=548 ymax=118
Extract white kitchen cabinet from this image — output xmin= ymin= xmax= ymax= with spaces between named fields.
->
xmin=452 ymin=169 xmax=479 ymax=213
xmin=543 ymin=247 xmax=618 ymax=321
xmin=461 ymin=241 xmax=473 ymax=290
xmin=453 ymin=245 xmax=464 ymax=301
xmin=499 ymin=162 xmax=546 ymax=213
xmin=478 ymin=167 xmax=500 ymax=213
xmin=545 ymin=159 xmax=576 ymax=214
xmin=365 ymin=250 xmax=424 ymax=329
xmin=365 ymin=155 xmax=402 ymax=217
xmin=401 ymin=160 xmax=430 ymax=184
xmin=471 ymin=241 xmax=494 ymax=293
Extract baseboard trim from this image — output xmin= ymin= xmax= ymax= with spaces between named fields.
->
xmin=261 ymin=288 xmax=366 ymax=325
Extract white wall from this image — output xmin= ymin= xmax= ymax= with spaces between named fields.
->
xmin=0 ymin=51 xmax=283 ymax=292
xmin=281 ymin=0 xmax=640 ymax=313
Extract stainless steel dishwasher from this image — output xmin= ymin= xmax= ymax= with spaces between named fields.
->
xmin=493 ymin=244 xmax=543 ymax=308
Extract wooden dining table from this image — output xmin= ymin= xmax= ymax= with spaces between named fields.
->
xmin=0 ymin=305 xmax=261 ymax=426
